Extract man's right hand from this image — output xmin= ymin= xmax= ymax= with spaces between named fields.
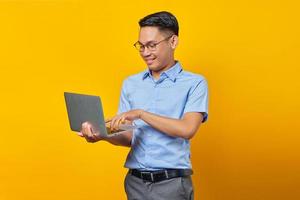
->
xmin=78 ymin=121 xmax=104 ymax=143
xmin=77 ymin=119 xmax=133 ymax=147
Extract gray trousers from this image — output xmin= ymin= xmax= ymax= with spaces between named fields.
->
xmin=124 ymin=171 xmax=194 ymax=200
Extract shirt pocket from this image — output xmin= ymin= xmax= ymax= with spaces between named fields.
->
xmin=154 ymin=86 xmax=189 ymax=118
xmin=127 ymin=88 xmax=153 ymax=110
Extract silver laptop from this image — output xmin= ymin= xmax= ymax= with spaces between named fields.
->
xmin=64 ymin=92 xmax=137 ymax=137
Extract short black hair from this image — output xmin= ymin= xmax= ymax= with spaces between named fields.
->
xmin=139 ymin=11 xmax=179 ymax=36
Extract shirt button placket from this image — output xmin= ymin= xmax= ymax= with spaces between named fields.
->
xmin=153 ymin=82 xmax=159 ymax=113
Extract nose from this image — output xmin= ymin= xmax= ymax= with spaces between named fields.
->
xmin=141 ymin=46 xmax=151 ymax=57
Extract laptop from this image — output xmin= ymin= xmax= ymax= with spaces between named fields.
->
xmin=64 ymin=92 xmax=137 ymax=137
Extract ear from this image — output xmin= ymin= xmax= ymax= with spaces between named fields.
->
xmin=170 ymin=35 xmax=179 ymax=49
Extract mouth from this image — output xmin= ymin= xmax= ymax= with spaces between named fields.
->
xmin=144 ymin=58 xmax=156 ymax=65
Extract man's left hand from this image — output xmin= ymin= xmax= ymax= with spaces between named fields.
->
xmin=110 ymin=109 xmax=144 ymax=131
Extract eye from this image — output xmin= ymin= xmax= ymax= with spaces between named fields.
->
xmin=147 ymin=43 xmax=156 ymax=48
xmin=137 ymin=44 xmax=145 ymax=50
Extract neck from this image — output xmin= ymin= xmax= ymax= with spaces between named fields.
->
xmin=152 ymin=60 xmax=176 ymax=80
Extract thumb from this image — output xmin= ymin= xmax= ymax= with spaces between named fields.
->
xmin=76 ymin=132 xmax=84 ymax=137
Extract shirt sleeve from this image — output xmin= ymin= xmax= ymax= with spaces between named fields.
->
xmin=183 ymin=78 xmax=209 ymax=122
xmin=117 ymin=80 xmax=131 ymax=114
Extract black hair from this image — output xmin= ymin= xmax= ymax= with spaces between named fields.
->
xmin=139 ymin=11 xmax=179 ymax=36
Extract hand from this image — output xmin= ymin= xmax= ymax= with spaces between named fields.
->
xmin=110 ymin=109 xmax=144 ymax=131
xmin=78 ymin=121 xmax=105 ymax=143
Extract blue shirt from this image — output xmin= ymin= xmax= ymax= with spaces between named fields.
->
xmin=118 ymin=61 xmax=209 ymax=170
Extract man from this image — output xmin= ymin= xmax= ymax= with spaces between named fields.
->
xmin=79 ymin=11 xmax=208 ymax=200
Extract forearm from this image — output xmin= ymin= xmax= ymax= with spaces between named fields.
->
xmin=139 ymin=111 xmax=201 ymax=139
xmin=103 ymin=131 xmax=132 ymax=147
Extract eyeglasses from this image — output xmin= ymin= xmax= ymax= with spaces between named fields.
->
xmin=134 ymin=35 xmax=174 ymax=52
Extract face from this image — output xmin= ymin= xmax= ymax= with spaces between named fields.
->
xmin=137 ymin=26 xmax=178 ymax=72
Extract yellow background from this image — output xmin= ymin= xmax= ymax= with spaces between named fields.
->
xmin=0 ymin=0 xmax=299 ymax=199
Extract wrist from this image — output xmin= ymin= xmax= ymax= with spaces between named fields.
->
xmin=138 ymin=110 xmax=145 ymax=119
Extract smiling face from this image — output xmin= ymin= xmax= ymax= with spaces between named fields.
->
xmin=138 ymin=26 xmax=178 ymax=76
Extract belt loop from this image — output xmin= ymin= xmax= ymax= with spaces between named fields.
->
xmin=140 ymin=172 xmax=146 ymax=183
xmin=164 ymin=170 xmax=169 ymax=179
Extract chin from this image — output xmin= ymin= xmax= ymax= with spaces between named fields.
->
xmin=147 ymin=64 xmax=156 ymax=70
xmin=147 ymin=62 xmax=161 ymax=71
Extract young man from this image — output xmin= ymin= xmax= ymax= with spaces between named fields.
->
xmin=80 ymin=11 xmax=208 ymax=200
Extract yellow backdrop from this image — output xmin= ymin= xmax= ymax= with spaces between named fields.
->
xmin=0 ymin=0 xmax=299 ymax=199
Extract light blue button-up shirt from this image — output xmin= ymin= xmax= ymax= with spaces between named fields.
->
xmin=118 ymin=61 xmax=209 ymax=170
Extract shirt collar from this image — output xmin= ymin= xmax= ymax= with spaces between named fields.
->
xmin=142 ymin=61 xmax=183 ymax=82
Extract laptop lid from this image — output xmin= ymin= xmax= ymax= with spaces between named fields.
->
xmin=64 ymin=92 xmax=108 ymax=135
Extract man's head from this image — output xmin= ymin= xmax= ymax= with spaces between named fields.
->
xmin=135 ymin=11 xmax=179 ymax=73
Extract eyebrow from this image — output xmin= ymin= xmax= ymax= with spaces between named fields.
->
xmin=137 ymin=40 xmax=157 ymax=45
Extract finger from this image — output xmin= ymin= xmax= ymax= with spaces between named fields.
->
xmin=111 ymin=113 xmax=124 ymax=128
xmin=105 ymin=118 xmax=112 ymax=123
xmin=89 ymin=126 xmax=100 ymax=139
xmin=83 ymin=122 xmax=94 ymax=139
xmin=87 ymin=123 xmax=102 ymax=141
xmin=115 ymin=117 xmax=121 ymax=130
xmin=85 ymin=137 xmax=96 ymax=143
xmin=82 ymin=122 xmax=90 ymax=137
xmin=110 ymin=115 xmax=120 ymax=131
xmin=121 ymin=117 xmax=126 ymax=124
xmin=87 ymin=123 xmax=97 ymax=139
xmin=81 ymin=122 xmax=89 ymax=137
xmin=92 ymin=132 xmax=103 ymax=141
xmin=117 ymin=115 xmax=126 ymax=129
xmin=82 ymin=122 xmax=96 ymax=142
xmin=113 ymin=115 xmax=123 ymax=131
xmin=84 ymin=131 xmax=100 ymax=143
xmin=125 ymin=119 xmax=133 ymax=125
xmin=105 ymin=120 xmax=111 ymax=127
xmin=76 ymin=132 xmax=84 ymax=137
